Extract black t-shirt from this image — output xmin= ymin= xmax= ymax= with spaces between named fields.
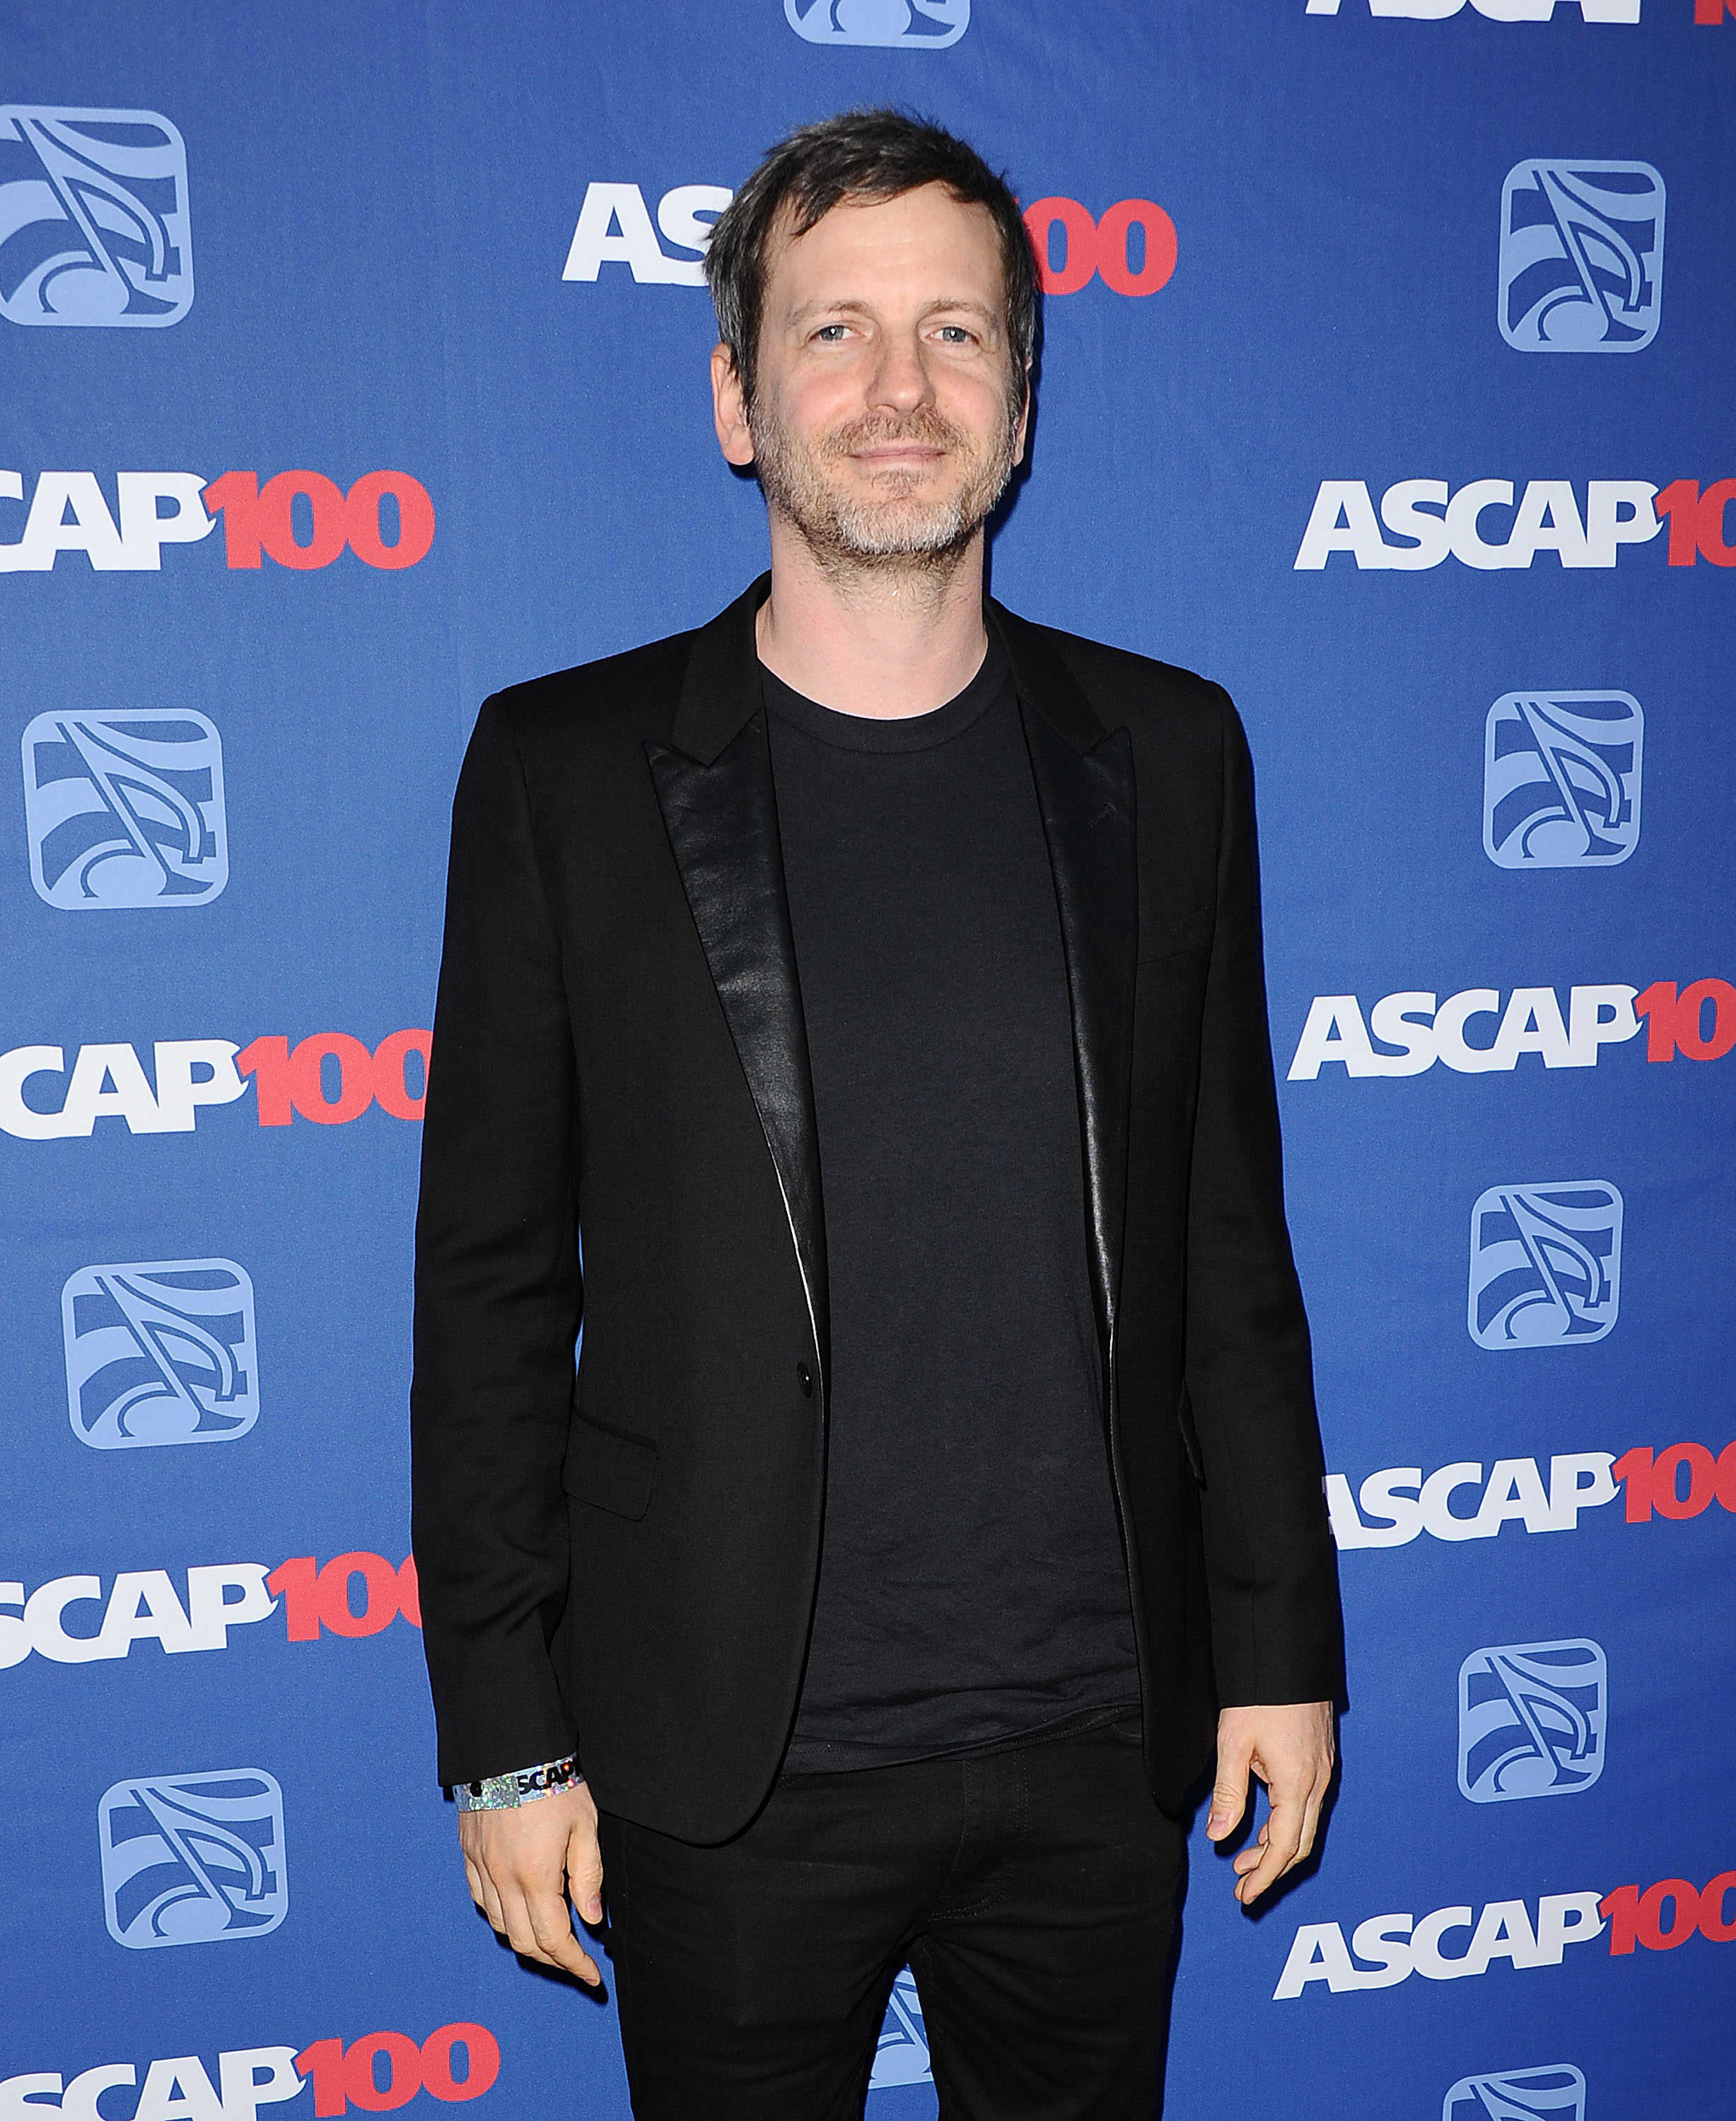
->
xmin=764 ymin=636 xmax=1139 ymax=1774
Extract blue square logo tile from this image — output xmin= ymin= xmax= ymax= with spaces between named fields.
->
xmin=1444 ymin=2066 xmax=1585 ymax=2121
xmin=1484 ymin=691 xmax=1642 ymax=868
xmin=62 ymin=1258 xmax=259 ymax=1449
xmin=0 ymin=107 xmax=192 ymax=326
xmin=1469 ymin=1181 xmax=1622 ymax=1349
xmin=870 ymin=1969 xmax=931 ymax=2091
xmin=23 ymin=708 xmax=227 ymax=908
xmin=1458 ymin=1639 xmax=1607 ymax=1804
xmin=1500 ymin=159 xmax=1663 ymax=352
xmin=98 ymin=1768 xmax=287 ymax=1948
xmin=785 ymin=0 xmax=969 ymax=46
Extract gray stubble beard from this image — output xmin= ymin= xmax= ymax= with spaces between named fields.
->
xmin=747 ymin=390 xmax=1022 ymax=590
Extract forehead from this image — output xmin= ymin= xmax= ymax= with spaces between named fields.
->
xmin=764 ymin=183 xmax=1005 ymax=312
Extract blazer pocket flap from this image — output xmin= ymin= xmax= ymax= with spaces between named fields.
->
xmin=562 ymin=1413 xmax=658 ymax=1522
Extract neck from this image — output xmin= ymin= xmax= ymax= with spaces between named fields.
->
xmin=755 ymin=512 xmax=989 ymax=720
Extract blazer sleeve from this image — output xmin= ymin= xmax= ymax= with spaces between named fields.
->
xmin=411 ymin=695 xmax=583 ymax=1787
xmin=1182 ymin=686 xmax=1345 ymax=1710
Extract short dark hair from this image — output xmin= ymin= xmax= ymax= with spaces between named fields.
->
xmin=704 ymin=108 xmax=1037 ymax=413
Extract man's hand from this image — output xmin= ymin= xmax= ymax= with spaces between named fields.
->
xmin=1206 ymin=1701 xmax=1336 ymax=1907
xmin=458 ymin=1782 xmax=604 ymax=1985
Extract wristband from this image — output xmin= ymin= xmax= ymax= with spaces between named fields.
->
xmin=453 ymin=1754 xmax=583 ymax=1811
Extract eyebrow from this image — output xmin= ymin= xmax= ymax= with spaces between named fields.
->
xmin=781 ymin=297 xmax=1001 ymax=330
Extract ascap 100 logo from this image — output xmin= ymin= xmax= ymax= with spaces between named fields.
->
xmin=563 ymin=183 xmax=1176 ymax=298
xmin=1288 ymin=978 xmax=1735 ymax=1080
xmin=0 ymin=1550 xmax=421 ymax=1669
xmin=1313 ymin=0 xmax=1736 ymax=14
xmin=1327 ymin=1435 xmax=1736 ymax=1550
xmin=1 ymin=2025 xmax=500 ymax=2120
xmin=1307 ymin=0 xmax=1640 ymax=18
xmin=0 ymin=107 xmax=191 ymax=326
xmin=0 ymin=469 xmax=434 ymax=572
xmin=1295 ymin=474 xmax=1735 ymax=569
xmin=0 ymin=1029 xmax=430 ymax=1138
xmin=1274 ymin=1860 xmax=1736 ymax=2000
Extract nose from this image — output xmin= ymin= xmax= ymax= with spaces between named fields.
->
xmin=865 ymin=328 xmax=933 ymax=417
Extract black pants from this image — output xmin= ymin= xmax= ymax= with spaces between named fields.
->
xmin=597 ymin=1714 xmax=1184 ymax=2121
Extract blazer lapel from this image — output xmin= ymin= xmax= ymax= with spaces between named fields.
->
xmin=997 ymin=607 xmax=1139 ymax=1361
xmin=645 ymin=578 xmax=829 ymax=1377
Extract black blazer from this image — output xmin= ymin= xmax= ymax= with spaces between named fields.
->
xmin=411 ymin=576 xmax=1344 ymax=1841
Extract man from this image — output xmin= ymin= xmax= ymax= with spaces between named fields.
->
xmin=412 ymin=110 xmax=1344 ymax=2121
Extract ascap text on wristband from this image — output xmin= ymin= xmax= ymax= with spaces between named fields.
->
xmin=453 ymin=1754 xmax=583 ymax=1810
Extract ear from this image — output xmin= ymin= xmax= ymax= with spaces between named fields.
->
xmin=1012 ymin=359 xmax=1033 ymax=468
xmin=711 ymin=344 xmax=756 ymax=467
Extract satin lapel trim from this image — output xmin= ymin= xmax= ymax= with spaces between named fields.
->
xmin=645 ymin=713 xmax=829 ymax=1377
xmin=1020 ymin=700 xmax=1138 ymax=1354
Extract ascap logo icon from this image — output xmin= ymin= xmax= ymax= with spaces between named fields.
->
xmin=785 ymin=0 xmax=969 ymax=45
xmin=869 ymin=1970 xmax=931 ymax=2091
xmin=1458 ymin=1640 xmax=1607 ymax=1803
xmin=1500 ymin=161 xmax=1664 ymax=352
xmin=1484 ymin=693 xmax=1641 ymax=869
xmin=98 ymin=1768 xmax=287 ymax=1948
xmin=1469 ymin=1181 xmax=1622 ymax=1349
xmin=62 ymin=1258 xmax=258 ymax=1450
xmin=0 ymin=107 xmax=191 ymax=326
xmin=1443 ymin=2065 xmax=1586 ymax=2121
xmin=23 ymin=709 xmax=227 ymax=908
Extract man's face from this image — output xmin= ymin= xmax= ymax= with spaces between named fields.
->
xmin=716 ymin=182 xmax=1027 ymax=569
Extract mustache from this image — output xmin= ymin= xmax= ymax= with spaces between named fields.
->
xmin=817 ymin=409 xmax=974 ymax=460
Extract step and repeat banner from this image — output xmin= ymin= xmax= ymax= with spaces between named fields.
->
xmin=2 ymin=3 xmax=1731 ymax=2117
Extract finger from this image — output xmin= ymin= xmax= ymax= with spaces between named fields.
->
xmin=1206 ymin=1736 xmax=1253 ymax=1842
xmin=1288 ymin=1780 xmax=1329 ymax=1873
xmin=493 ymin=1881 xmax=557 ymax=1967
xmin=568 ymin=1823 xmax=605 ymax=1928
xmin=515 ymin=1884 xmax=600 ymax=1985
xmin=1235 ymin=1799 xmax=1305 ymax=1905
xmin=473 ymin=1864 xmax=511 ymax=1937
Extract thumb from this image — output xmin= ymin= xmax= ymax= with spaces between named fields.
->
xmin=1206 ymin=1744 xmax=1250 ymax=1842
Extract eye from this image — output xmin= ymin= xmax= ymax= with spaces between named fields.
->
xmin=934 ymin=325 xmax=976 ymax=345
xmin=812 ymin=322 xmax=851 ymax=343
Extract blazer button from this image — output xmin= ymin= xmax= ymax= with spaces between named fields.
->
xmin=796 ymin=1360 xmax=814 ymax=1398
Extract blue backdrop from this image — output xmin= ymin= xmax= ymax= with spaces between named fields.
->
xmin=3 ymin=5 xmax=1732 ymax=2119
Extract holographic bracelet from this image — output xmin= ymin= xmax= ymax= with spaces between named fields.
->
xmin=453 ymin=1754 xmax=583 ymax=1811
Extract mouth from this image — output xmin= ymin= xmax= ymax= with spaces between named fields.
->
xmin=848 ymin=445 xmax=950 ymax=474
